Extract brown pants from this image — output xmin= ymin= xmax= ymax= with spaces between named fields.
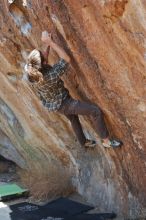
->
xmin=58 ymin=95 xmax=109 ymax=146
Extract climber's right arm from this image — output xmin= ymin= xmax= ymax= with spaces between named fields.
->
xmin=49 ymin=41 xmax=70 ymax=63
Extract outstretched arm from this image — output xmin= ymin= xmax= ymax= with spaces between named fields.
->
xmin=41 ymin=31 xmax=70 ymax=63
xmin=49 ymin=41 xmax=70 ymax=63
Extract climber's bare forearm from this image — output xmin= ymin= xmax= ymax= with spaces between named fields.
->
xmin=49 ymin=40 xmax=70 ymax=63
xmin=41 ymin=31 xmax=70 ymax=63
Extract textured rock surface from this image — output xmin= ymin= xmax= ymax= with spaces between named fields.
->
xmin=0 ymin=0 xmax=146 ymax=218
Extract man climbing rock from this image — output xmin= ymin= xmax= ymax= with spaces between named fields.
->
xmin=24 ymin=31 xmax=122 ymax=148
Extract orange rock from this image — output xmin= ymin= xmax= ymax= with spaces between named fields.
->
xmin=0 ymin=0 xmax=146 ymax=218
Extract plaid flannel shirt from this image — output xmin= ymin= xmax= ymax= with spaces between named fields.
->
xmin=28 ymin=58 xmax=69 ymax=111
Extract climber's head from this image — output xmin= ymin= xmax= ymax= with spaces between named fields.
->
xmin=25 ymin=49 xmax=44 ymax=83
xmin=26 ymin=49 xmax=42 ymax=70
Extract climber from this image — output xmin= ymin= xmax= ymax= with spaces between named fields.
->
xmin=24 ymin=31 xmax=123 ymax=148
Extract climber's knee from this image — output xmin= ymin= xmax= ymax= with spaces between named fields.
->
xmin=91 ymin=105 xmax=103 ymax=118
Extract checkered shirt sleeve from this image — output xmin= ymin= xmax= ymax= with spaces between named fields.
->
xmin=46 ymin=58 xmax=68 ymax=79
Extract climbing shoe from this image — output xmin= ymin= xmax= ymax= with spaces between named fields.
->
xmin=84 ymin=139 xmax=96 ymax=148
xmin=103 ymin=139 xmax=123 ymax=148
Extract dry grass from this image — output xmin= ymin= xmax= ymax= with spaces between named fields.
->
xmin=17 ymin=164 xmax=75 ymax=202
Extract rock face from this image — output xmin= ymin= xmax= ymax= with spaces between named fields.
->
xmin=0 ymin=0 xmax=146 ymax=218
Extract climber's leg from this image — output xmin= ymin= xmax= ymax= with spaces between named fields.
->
xmin=60 ymin=96 xmax=109 ymax=139
xmin=65 ymin=114 xmax=86 ymax=146
xmin=58 ymin=96 xmax=96 ymax=147
xmin=58 ymin=95 xmax=122 ymax=148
